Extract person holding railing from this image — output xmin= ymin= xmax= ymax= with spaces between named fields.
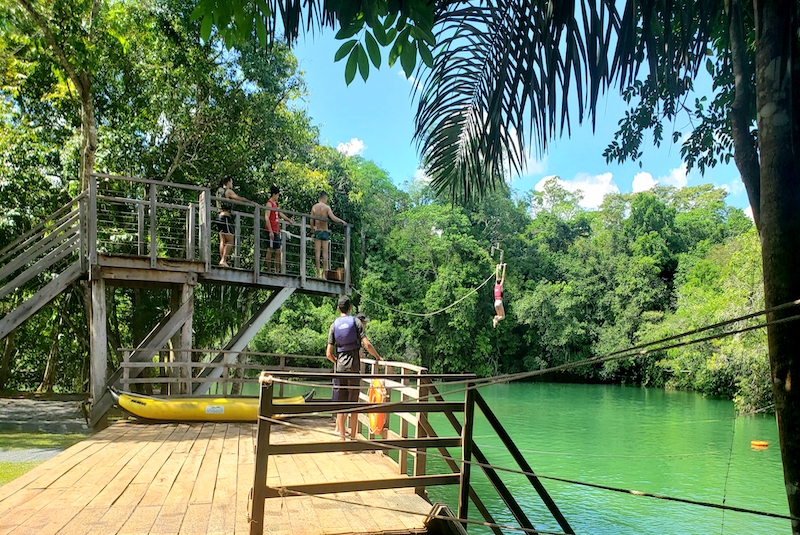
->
xmin=327 ymin=296 xmax=382 ymax=440
xmin=264 ymin=186 xmax=296 ymax=274
xmin=310 ymin=192 xmax=346 ymax=279
xmin=215 ymin=177 xmax=251 ymax=267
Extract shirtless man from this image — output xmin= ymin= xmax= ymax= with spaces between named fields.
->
xmin=310 ymin=192 xmax=346 ymax=279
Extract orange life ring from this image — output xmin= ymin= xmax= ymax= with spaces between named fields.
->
xmin=368 ymin=379 xmax=387 ymax=435
xmin=751 ymin=440 xmax=769 ymax=448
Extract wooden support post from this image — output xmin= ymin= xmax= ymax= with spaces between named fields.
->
xmin=280 ymin=222 xmax=286 ymax=274
xmin=278 ymin=355 xmax=286 ymax=398
xmin=300 ymin=215 xmax=306 ymax=287
xmin=399 ymin=368 xmax=409 ymax=474
xmin=249 ymin=378 xmax=273 ymax=535
xmin=253 ymin=205 xmax=260 ymax=282
xmin=475 ymin=393 xmax=575 ymax=534
xmin=122 ymin=351 xmax=130 ymax=391
xmin=200 ymin=188 xmax=211 ymax=270
xmin=170 ymin=283 xmax=194 ymax=395
xmin=457 ymin=383 xmax=475 ymax=525
xmin=78 ymin=198 xmax=86 ymax=272
xmin=345 ymin=224 xmax=351 ymax=294
xmin=90 ymin=276 xmax=107 ymax=429
xmin=88 ymin=176 xmax=97 ymax=265
xmin=149 ymin=183 xmax=157 ymax=268
xmin=137 ymin=203 xmax=145 ymax=256
xmin=234 ymin=213 xmax=241 ymax=269
xmin=414 ymin=370 xmax=428 ymax=496
xmin=187 ymin=203 xmax=196 ymax=261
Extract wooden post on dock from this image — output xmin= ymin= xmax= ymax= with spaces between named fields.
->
xmin=90 ymin=275 xmax=107 ymax=429
xmin=170 ymin=283 xmax=194 ymax=395
xmin=414 ymin=369 xmax=428 ymax=496
xmin=457 ymin=383 xmax=475 ymax=525
xmin=300 ymin=216 xmax=307 ymax=287
xmin=249 ymin=377 xmax=273 ymax=535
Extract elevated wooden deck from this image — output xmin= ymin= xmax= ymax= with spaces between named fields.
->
xmin=0 ymin=419 xmax=435 ymax=535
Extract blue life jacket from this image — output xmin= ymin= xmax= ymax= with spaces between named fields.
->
xmin=333 ymin=316 xmax=361 ymax=352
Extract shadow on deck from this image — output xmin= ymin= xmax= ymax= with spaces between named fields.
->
xmin=0 ymin=418 xmax=435 ymax=535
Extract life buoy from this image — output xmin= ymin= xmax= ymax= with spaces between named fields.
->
xmin=751 ymin=440 xmax=769 ymax=448
xmin=368 ymin=379 xmax=387 ymax=435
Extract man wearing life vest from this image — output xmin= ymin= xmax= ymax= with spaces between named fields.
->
xmin=326 ymin=296 xmax=382 ymax=440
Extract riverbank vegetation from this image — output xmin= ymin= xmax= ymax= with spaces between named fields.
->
xmin=0 ymin=0 xmax=768 ymax=412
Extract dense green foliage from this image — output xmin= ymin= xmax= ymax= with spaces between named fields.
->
xmin=0 ymin=0 xmax=768 ymax=413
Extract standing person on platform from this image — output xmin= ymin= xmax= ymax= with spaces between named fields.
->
xmin=310 ymin=192 xmax=346 ymax=279
xmin=326 ymin=296 xmax=382 ymax=440
xmin=493 ymin=263 xmax=507 ymax=328
xmin=264 ymin=186 xmax=295 ymax=273
xmin=216 ymin=177 xmax=250 ymax=267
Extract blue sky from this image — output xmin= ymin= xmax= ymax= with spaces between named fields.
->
xmin=291 ymin=32 xmax=750 ymax=213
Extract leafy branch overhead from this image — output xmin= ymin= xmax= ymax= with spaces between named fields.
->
xmin=190 ymin=0 xmax=436 ymax=83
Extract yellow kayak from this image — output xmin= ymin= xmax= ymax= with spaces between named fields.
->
xmin=110 ymin=389 xmax=314 ymax=422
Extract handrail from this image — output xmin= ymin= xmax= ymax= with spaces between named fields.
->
xmin=91 ymin=172 xmax=207 ymax=191
xmin=209 ymin=195 xmax=353 ymax=225
xmin=0 ymin=194 xmax=85 ymax=265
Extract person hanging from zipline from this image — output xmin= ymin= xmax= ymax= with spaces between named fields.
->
xmin=493 ymin=263 xmax=507 ymax=328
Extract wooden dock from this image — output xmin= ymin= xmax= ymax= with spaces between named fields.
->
xmin=0 ymin=419 xmax=435 ymax=535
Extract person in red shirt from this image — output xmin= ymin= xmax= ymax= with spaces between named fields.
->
xmin=264 ymin=186 xmax=296 ymax=273
xmin=493 ymin=263 xmax=507 ymax=328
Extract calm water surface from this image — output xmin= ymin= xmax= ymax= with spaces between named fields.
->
xmin=424 ymin=383 xmax=787 ymax=535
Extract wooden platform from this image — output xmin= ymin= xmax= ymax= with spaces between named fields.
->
xmin=0 ymin=419 xmax=436 ymax=535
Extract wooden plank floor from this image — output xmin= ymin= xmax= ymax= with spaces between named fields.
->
xmin=0 ymin=419 xmax=435 ymax=535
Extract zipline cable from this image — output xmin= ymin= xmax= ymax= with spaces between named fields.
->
xmin=352 ymin=272 xmax=496 ymax=317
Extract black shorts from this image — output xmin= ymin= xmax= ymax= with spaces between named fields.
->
xmin=215 ymin=215 xmax=233 ymax=235
xmin=268 ymin=235 xmax=281 ymax=249
xmin=332 ymin=376 xmax=360 ymax=403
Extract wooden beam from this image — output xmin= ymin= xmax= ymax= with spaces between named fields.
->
xmin=97 ymin=255 xmax=206 ymax=273
xmin=90 ymin=297 xmax=194 ymax=425
xmin=272 ymin=401 xmax=463 ymax=415
xmin=0 ymin=212 xmax=78 ymax=282
xmin=267 ymin=437 xmax=462 ymax=455
xmin=0 ymin=262 xmax=83 ymax=341
xmin=457 ymin=386 xmax=476 ymax=525
xmin=99 ymin=267 xmax=197 ymax=286
xmin=475 ymin=392 xmax=575 ymax=534
xmin=249 ymin=380 xmax=273 ymax=535
xmin=264 ymin=474 xmax=460 ymax=498
xmin=193 ymin=287 xmax=294 ymax=395
xmin=0 ymin=233 xmax=78 ymax=301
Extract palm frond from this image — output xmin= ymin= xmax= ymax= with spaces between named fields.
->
xmin=415 ymin=0 xmax=725 ymax=204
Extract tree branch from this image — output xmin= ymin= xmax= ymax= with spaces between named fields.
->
xmin=17 ymin=0 xmax=86 ymax=96
xmin=725 ymin=0 xmax=761 ymax=228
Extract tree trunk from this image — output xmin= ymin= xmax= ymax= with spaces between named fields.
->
xmin=0 ymin=331 xmax=17 ymax=390
xmin=38 ymin=315 xmax=64 ymax=393
xmin=753 ymin=0 xmax=800 ymax=531
xmin=79 ymin=76 xmax=98 ymax=190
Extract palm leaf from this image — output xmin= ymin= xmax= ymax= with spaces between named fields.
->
xmin=414 ymin=0 xmax=724 ymax=204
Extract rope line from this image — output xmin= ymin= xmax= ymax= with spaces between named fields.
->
xmin=274 ymin=487 xmax=568 ymax=535
xmin=268 ymin=311 xmax=800 ymax=419
xmin=720 ymin=413 xmax=737 ymax=534
xmin=352 ymin=272 xmax=496 ymax=317
xmin=259 ymin=415 xmax=797 ymax=522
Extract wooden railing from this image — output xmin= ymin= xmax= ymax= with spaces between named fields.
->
xmin=118 ymin=348 xmax=331 ymax=396
xmin=248 ymin=370 xmax=576 ymax=535
xmin=89 ymin=173 xmax=352 ymax=291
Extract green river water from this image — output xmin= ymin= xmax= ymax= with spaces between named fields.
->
xmin=423 ymin=382 xmax=787 ymax=535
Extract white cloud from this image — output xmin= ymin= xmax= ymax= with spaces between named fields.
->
xmin=534 ymin=172 xmax=620 ymax=209
xmin=398 ymin=70 xmax=422 ymax=91
xmin=744 ymin=205 xmax=754 ymax=221
xmin=413 ymin=168 xmax=431 ymax=183
xmin=336 ymin=137 xmax=366 ymax=157
xmin=721 ymin=179 xmax=745 ymax=196
xmin=659 ymin=163 xmax=688 ymax=188
xmin=632 ymin=171 xmax=658 ymax=193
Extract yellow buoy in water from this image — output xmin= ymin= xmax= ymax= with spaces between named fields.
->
xmin=751 ymin=440 xmax=769 ymax=449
